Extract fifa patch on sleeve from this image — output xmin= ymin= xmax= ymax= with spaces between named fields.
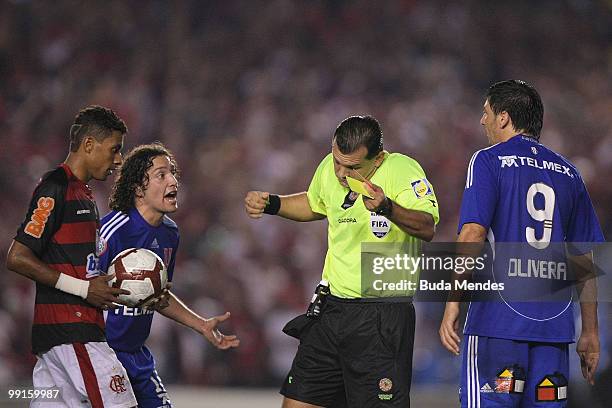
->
xmin=411 ymin=179 xmax=432 ymax=198
xmin=24 ymin=197 xmax=55 ymax=238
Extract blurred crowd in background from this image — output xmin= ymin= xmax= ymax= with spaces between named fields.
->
xmin=0 ymin=0 xmax=610 ymax=404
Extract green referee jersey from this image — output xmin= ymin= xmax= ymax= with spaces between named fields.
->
xmin=307 ymin=151 xmax=439 ymax=298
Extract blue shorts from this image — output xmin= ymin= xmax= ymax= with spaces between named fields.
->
xmin=115 ymin=346 xmax=172 ymax=408
xmin=460 ymin=335 xmax=569 ymax=408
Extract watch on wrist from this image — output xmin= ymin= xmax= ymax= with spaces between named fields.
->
xmin=375 ymin=197 xmax=393 ymax=217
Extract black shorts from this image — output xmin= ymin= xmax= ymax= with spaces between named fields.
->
xmin=280 ymin=296 xmax=416 ymax=407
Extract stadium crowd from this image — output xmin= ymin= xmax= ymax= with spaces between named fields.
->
xmin=0 ymin=0 xmax=610 ymax=403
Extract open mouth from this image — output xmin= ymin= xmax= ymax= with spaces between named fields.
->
xmin=164 ymin=191 xmax=178 ymax=202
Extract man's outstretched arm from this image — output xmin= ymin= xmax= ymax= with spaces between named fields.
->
xmin=157 ymin=291 xmax=240 ymax=350
xmin=245 ymin=191 xmax=325 ymax=222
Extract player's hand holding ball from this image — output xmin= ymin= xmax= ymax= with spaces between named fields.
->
xmin=141 ymin=283 xmax=172 ymax=311
xmin=87 ymin=274 xmax=131 ymax=310
xmin=244 ymin=191 xmax=270 ymax=219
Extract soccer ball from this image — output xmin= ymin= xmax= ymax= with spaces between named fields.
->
xmin=107 ymin=248 xmax=168 ymax=307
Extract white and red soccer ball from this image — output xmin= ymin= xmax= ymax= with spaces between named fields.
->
xmin=107 ymin=248 xmax=168 ymax=307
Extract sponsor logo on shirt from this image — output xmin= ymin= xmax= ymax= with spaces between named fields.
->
xmin=24 ymin=197 xmax=55 ymax=238
xmin=498 ymin=155 xmax=574 ymax=178
xmin=85 ymin=253 xmax=100 ymax=278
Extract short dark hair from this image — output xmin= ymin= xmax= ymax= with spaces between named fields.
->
xmin=486 ymin=80 xmax=544 ymax=140
xmin=69 ymin=106 xmax=128 ymax=152
xmin=333 ymin=115 xmax=383 ymax=159
xmin=109 ymin=143 xmax=179 ymax=212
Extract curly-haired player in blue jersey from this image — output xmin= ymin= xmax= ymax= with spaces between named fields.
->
xmin=440 ymin=80 xmax=603 ymax=408
xmin=99 ymin=143 xmax=239 ymax=408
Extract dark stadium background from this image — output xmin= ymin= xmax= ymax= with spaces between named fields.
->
xmin=0 ymin=1 xmax=610 ymax=406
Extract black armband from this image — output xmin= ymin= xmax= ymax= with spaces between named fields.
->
xmin=263 ymin=194 xmax=281 ymax=215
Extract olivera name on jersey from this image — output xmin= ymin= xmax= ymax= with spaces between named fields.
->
xmin=498 ymin=155 xmax=574 ymax=178
xmin=507 ymin=258 xmax=567 ymax=280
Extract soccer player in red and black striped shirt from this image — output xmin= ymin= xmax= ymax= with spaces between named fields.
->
xmin=7 ymin=106 xmax=137 ymax=408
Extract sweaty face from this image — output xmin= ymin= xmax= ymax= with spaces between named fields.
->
xmin=331 ymin=141 xmax=378 ymax=188
xmin=139 ymin=155 xmax=179 ymax=219
xmin=480 ymin=100 xmax=498 ymax=145
xmin=89 ymin=131 xmax=124 ymax=181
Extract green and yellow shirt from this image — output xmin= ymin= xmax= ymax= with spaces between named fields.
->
xmin=307 ymin=152 xmax=439 ymax=298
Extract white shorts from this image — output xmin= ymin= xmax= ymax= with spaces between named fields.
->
xmin=31 ymin=342 xmax=137 ymax=408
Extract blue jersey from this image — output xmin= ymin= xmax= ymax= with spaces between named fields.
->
xmin=459 ymin=135 xmax=604 ymax=342
xmin=99 ymin=208 xmax=179 ymax=352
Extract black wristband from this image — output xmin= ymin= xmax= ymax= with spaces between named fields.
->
xmin=263 ymin=194 xmax=281 ymax=215
xmin=375 ymin=197 xmax=393 ymax=217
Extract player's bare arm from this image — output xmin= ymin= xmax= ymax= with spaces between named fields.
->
xmin=362 ymin=182 xmax=435 ymax=241
xmin=245 ymin=191 xmax=325 ymax=222
xmin=6 ymin=240 xmax=130 ymax=309
xmin=158 ymin=291 xmax=240 ymax=350
xmin=570 ymin=252 xmax=599 ymax=385
xmin=439 ymin=223 xmax=487 ymax=355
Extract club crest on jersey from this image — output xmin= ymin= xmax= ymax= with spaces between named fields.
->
xmin=411 ymin=179 xmax=432 ymax=198
xmin=96 ymin=230 xmax=107 ymax=257
xmin=370 ymin=212 xmax=390 ymax=238
xmin=109 ymin=374 xmax=127 ymax=394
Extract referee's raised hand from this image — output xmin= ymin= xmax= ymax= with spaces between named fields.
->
xmin=244 ymin=191 xmax=269 ymax=219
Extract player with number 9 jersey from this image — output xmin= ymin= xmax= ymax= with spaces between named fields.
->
xmin=441 ymin=80 xmax=604 ymax=408
xmin=460 ymin=134 xmax=603 ymax=342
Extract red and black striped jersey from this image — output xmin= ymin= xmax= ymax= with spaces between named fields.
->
xmin=14 ymin=163 xmax=105 ymax=354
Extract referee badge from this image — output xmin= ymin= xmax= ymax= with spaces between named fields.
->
xmin=370 ymin=212 xmax=390 ymax=238
xmin=411 ymin=178 xmax=432 ymax=198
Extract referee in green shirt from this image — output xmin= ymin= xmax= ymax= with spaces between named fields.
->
xmin=245 ymin=115 xmax=439 ymax=407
